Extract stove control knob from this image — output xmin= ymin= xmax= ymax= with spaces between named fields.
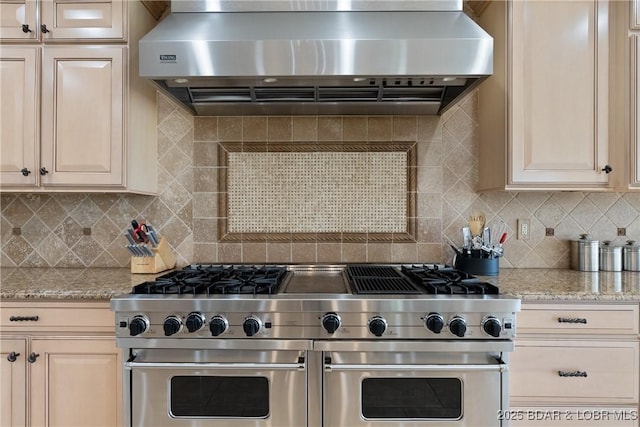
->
xmin=321 ymin=313 xmax=341 ymax=334
xmin=482 ymin=316 xmax=502 ymax=338
xmin=186 ymin=312 xmax=206 ymax=333
xmin=129 ymin=316 xmax=149 ymax=337
xmin=243 ymin=316 xmax=262 ymax=337
xmin=163 ymin=316 xmax=182 ymax=336
xmin=425 ymin=313 xmax=445 ymax=334
xmin=368 ymin=316 xmax=387 ymax=337
xmin=209 ymin=315 xmax=229 ymax=337
xmin=448 ymin=316 xmax=467 ymax=338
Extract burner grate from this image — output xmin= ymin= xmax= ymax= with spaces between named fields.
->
xmin=346 ymin=265 xmax=421 ymax=294
xmin=424 ymin=282 xmax=499 ymax=295
xmin=401 ymin=264 xmax=499 ymax=295
xmin=131 ymin=265 xmax=287 ymax=295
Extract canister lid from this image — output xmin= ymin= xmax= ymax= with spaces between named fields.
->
xmin=600 ymin=240 xmax=622 ymax=253
xmin=624 ymin=240 xmax=640 ymax=253
xmin=574 ymin=233 xmax=598 ymax=246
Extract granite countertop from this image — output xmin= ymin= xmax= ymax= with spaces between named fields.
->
xmin=483 ymin=268 xmax=640 ymax=302
xmin=0 ymin=268 xmax=157 ymax=300
xmin=0 ymin=267 xmax=639 ymax=302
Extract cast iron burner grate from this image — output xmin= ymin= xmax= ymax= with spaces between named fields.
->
xmin=401 ymin=264 xmax=499 ymax=295
xmin=346 ymin=265 xmax=421 ymax=294
xmin=131 ymin=265 xmax=287 ymax=295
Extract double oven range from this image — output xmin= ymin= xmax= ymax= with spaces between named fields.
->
xmin=110 ymin=264 xmax=520 ymax=427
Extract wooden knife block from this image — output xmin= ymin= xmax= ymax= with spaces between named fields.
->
xmin=130 ymin=237 xmax=176 ymax=274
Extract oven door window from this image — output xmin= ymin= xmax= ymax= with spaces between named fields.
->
xmin=170 ymin=376 xmax=269 ymax=418
xmin=361 ymin=378 xmax=462 ymax=419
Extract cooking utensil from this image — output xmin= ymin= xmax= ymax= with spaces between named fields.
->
xmin=131 ymin=220 xmax=149 ymax=243
xmin=450 ymin=244 xmax=463 ymax=257
xmin=468 ymin=212 xmax=486 ymax=237
xmin=489 ymin=221 xmax=507 ymax=247
xmin=462 ymin=227 xmax=471 ymax=249
xmin=146 ymin=224 xmax=159 ymax=247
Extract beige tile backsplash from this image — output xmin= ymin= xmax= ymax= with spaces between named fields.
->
xmin=2 ymin=91 xmax=639 ymax=269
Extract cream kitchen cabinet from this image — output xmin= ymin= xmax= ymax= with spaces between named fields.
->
xmin=0 ymin=0 xmax=158 ymax=194
xmin=1 ymin=45 xmax=125 ymax=188
xmin=509 ymin=303 xmax=639 ymax=427
xmin=630 ymin=30 xmax=640 ymax=188
xmin=0 ymin=301 xmax=121 ymax=427
xmin=478 ymin=0 xmax=613 ymax=191
xmin=0 ymin=0 xmax=124 ymax=42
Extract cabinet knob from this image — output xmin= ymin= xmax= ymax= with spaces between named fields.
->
xmin=27 ymin=353 xmax=40 ymax=363
xmin=39 ymin=167 xmax=48 ymax=175
xmin=20 ymin=168 xmax=31 ymax=176
xmin=40 ymin=24 xmax=49 ymax=34
xmin=21 ymin=24 xmax=32 ymax=33
xmin=7 ymin=352 xmax=20 ymax=362
xmin=601 ymin=165 xmax=613 ymax=174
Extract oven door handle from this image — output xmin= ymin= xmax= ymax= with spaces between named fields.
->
xmin=125 ymin=361 xmax=306 ymax=371
xmin=324 ymin=363 xmax=507 ymax=373
xmin=313 ymin=340 xmax=514 ymax=353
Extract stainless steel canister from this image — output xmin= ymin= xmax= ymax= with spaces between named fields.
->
xmin=623 ymin=240 xmax=640 ymax=271
xmin=570 ymin=234 xmax=599 ymax=271
xmin=599 ymin=241 xmax=622 ymax=272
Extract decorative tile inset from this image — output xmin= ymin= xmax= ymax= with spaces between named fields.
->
xmin=220 ymin=142 xmax=416 ymax=242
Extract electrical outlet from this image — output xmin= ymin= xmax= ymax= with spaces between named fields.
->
xmin=517 ymin=219 xmax=530 ymax=240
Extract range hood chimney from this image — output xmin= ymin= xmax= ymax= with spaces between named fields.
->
xmin=139 ymin=1 xmax=493 ymax=115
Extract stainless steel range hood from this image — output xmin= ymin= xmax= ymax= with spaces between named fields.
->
xmin=139 ymin=1 xmax=493 ymax=115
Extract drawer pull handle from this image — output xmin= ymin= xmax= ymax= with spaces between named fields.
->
xmin=558 ymin=370 xmax=588 ymax=378
xmin=558 ymin=317 xmax=587 ymax=324
xmin=28 ymin=353 xmax=40 ymax=363
xmin=7 ymin=352 xmax=20 ymax=362
xmin=9 ymin=316 xmax=39 ymax=322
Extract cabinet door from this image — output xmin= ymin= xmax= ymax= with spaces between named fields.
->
xmin=0 ymin=0 xmax=38 ymax=41
xmin=40 ymin=0 xmax=125 ymax=41
xmin=510 ymin=0 xmax=610 ymax=187
xmin=40 ymin=46 xmax=124 ymax=187
xmin=633 ymin=35 xmax=640 ymax=187
xmin=29 ymin=337 xmax=122 ymax=427
xmin=0 ymin=46 xmax=39 ymax=187
xmin=0 ymin=337 xmax=28 ymax=427
xmin=633 ymin=0 xmax=640 ymax=29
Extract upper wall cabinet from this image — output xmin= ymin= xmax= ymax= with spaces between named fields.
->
xmin=478 ymin=0 xmax=613 ymax=191
xmin=0 ymin=1 xmax=158 ymax=194
xmin=632 ymin=35 xmax=640 ymax=188
xmin=0 ymin=0 xmax=124 ymax=42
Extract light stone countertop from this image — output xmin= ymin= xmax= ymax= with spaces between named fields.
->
xmin=0 ymin=268 xmax=158 ymax=300
xmin=0 ymin=267 xmax=639 ymax=302
xmin=482 ymin=268 xmax=640 ymax=302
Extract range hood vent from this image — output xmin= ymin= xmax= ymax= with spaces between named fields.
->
xmin=139 ymin=2 xmax=493 ymax=116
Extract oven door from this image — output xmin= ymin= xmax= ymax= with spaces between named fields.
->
xmin=316 ymin=341 xmax=510 ymax=427
xmin=125 ymin=344 xmax=307 ymax=427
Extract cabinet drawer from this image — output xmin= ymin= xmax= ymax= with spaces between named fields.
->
xmin=0 ymin=302 xmax=113 ymax=332
xmin=518 ymin=304 xmax=639 ymax=335
xmin=510 ymin=340 xmax=639 ymax=405
xmin=509 ymin=407 xmax=638 ymax=427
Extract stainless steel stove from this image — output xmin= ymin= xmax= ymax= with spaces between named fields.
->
xmin=111 ymin=264 xmax=520 ymax=427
